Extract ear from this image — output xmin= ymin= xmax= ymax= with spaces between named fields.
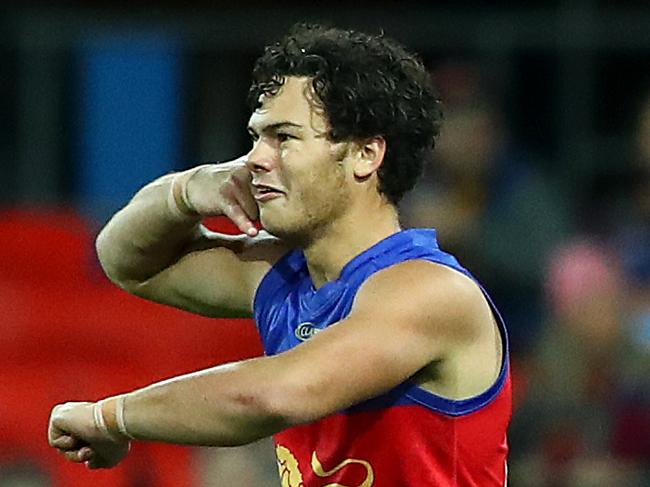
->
xmin=352 ymin=137 xmax=386 ymax=180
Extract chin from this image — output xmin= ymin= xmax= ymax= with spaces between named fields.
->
xmin=260 ymin=211 xmax=293 ymax=238
xmin=260 ymin=212 xmax=311 ymax=244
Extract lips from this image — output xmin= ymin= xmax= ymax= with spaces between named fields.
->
xmin=252 ymin=182 xmax=285 ymax=202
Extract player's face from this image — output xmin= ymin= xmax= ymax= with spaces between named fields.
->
xmin=246 ymin=76 xmax=352 ymax=242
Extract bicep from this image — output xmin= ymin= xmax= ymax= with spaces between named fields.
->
xmin=263 ymin=261 xmax=487 ymax=423
xmin=124 ymin=232 xmax=288 ymax=318
xmin=269 ymin=314 xmax=434 ymax=421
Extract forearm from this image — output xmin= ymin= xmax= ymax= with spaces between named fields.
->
xmin=96 ymin=171 xmax=203 ymax=285
xmin=102 ymin=358 xmax=292 ymax=447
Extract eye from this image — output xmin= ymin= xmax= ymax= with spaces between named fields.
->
xmin=277 ymin=132 xmax=296 ymax=143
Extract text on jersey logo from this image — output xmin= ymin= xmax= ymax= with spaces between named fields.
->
xmin=295 ymin=322 xmax=320 ymax=341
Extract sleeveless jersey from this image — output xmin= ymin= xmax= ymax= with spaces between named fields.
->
xmin=254 ymin=229 xmax=511 ymax=487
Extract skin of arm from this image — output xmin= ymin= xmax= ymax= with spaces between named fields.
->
xmin=49 ymin=260 xmax=492 ymax=467
xmin=96 ymin=160 xmax=287 ymax=318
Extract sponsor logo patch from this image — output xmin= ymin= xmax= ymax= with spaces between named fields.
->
xmin=295 ymin=322 xmax=320 ymax=341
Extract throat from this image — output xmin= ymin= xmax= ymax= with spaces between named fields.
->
xmin=303 ymin=212 xmax=401 ymax=290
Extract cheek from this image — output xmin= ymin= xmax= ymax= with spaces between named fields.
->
xmin=303 ymin=167 xmax=349 ymax=217
xmin=282 ymin=146 xmax=348 ymax=213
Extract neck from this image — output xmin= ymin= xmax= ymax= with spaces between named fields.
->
xmin=303 ymin=199 xmax=401 ymax=289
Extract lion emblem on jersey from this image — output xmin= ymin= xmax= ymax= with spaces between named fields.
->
xmin=276 ymin=444 xmax=374 ymax=487
xmin=276 ymin=445 xmax=304 ymax=487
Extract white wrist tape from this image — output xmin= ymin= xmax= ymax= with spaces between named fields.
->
xmin=116 ymin=395 xmax=136 ymax=440
xmin=166 ymin=176 xmax=192 ymax=221
xmin=166 ymin=166 xmax=209 ymax=221
xmin=180 ymin=172 xmax=195 ymax=213
xmin=93 ymin=400 xmax=122 ymax=442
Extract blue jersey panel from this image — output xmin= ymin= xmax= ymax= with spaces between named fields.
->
xmin=253 ymin=229 xmax=510 ymax=416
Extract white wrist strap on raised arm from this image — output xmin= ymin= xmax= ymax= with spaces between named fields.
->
xmin=167 ymin=174 xmax=195 ymax=221
xmin=180 ymin=172 xmax=195 ymax=213
xmin=166 ymin=166 xmax=210 ymax=221
xmin=93 ymin=400 xmax=123 ymax=442
xmin=116 ymin=395 xmax=136 ymax=440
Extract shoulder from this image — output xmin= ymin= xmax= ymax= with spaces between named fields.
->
xmin=356 ymin=259 xmax=485 ymax=311
xmin=352 ymin=259 xmax=490 ymax=343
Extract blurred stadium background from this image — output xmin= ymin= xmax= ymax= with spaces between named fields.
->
xmin=1 ymin=2 xmax=648 ymax=486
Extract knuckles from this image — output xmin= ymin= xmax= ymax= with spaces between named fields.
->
xmin=190 ymin=161 xmax=254 ymax=216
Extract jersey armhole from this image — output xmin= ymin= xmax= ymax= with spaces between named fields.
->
xmin=403 ymin=269 xmax=511 ymax=416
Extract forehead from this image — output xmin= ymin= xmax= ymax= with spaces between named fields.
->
xmin=248 ymin=76 xmax=328 ymax=133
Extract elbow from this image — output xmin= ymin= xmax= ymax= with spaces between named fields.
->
xmin=95 ymin=227 xmax=139 ymax=292
xmin=95 ymin=227 xmax=117 ymax=281
xmin=262 ymin=380 xmax=332 ymax=428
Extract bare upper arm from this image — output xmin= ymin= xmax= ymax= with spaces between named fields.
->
xmin=261 ymin=260 xmax=496 ymax=423
xmin=121 ymin=228 xmax=290 ymax=318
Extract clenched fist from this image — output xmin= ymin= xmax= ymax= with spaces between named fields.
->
xmin=176 ymin=156 xmax=260 ymax=237
xmin=48 ymin=402 xmax=130 ymax=469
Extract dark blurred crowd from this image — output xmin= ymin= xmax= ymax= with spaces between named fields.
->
xmin=401 ymin=63 xmax=650 ymax=487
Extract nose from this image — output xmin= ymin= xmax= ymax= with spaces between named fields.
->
xmin=246 ymin=139 xmax=276 ymax=173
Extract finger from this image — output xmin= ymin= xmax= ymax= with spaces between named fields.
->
xmin=51 ymin=434 xmax=81 ymax=451
xmin=228 ymin=168 xmax=258 ymax=220
xmin=231 ymin=176 xmax=259 ymax=221
xmin=78 ymin=446 xmax=95 ymax=463
xmin=48 ymin=412 xmax=68 ymax=447
xmin=222 ymin=202 xmax=258 ymax=237
xmin=63 ymin=449 xmax=88 ymax=463
xmin=48 ymin=401 xmax=90 ymax=446
xmin=233 ymin=189 xmax=259 ymax=223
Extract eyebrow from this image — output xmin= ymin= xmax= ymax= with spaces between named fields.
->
xmin=247 ymin=121 xmax=303 ymax=136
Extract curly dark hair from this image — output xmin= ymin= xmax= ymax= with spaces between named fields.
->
xmin=248 ymin=24 xmax=443 ymax=205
